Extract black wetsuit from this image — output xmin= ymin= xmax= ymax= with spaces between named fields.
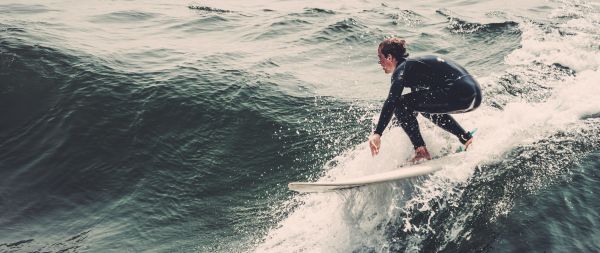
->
xmin=374 ymin=55 xmax=482 ymax=149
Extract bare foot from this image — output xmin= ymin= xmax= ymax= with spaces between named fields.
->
xmin=409 ymin=146 xmax=432 ymax=164
xmin=464 ymin=137 xmax=474 ymax=151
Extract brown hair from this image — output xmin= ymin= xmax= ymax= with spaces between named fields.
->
xmin=379 ymin=38 xmax=409 ymax=60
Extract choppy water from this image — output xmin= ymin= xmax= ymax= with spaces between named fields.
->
xmin=1 ymin=0 xmax=600 ymax=252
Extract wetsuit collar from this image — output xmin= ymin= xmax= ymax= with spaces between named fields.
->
xmin=393 ymin=57 xmax=406 ymax=72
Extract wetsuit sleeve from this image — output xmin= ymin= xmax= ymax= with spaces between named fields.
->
xmin=374 ymin=75 xmax=405 ymax=135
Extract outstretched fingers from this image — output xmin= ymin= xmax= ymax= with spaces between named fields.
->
xmin=369 ymin=141 xmax=379 ymax=156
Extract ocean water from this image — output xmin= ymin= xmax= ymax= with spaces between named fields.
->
xmin=1 ymin=0 xmax=599 ymax=252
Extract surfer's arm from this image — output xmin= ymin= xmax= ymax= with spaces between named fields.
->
xmin=373 ymin=78 xmax=404 ymax=135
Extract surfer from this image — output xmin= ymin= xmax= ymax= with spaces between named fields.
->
xmin=368 ymin=38 xmax=482 ymax=162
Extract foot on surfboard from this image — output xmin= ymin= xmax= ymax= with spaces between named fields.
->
xmin=456 ymin=128 xmax=477 ymax=152
xmin=409 ymin=146 xmax=432 ymax=164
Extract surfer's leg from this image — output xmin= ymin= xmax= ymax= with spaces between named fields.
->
xmin=402 ymin=89 xmax=474 ymax=145
xmin=420 ymin=113 xmax=465 ymax=136
xmin=393 ymin=103 xmax=425 ymax=149
xmin=397 ymin=75 xmax=482 ymax=147
xmin=420 ymin=113 xmax=472 ymax=144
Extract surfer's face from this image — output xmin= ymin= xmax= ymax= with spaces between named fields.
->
xmin=377 ymin=48 xmax=396 ymax=74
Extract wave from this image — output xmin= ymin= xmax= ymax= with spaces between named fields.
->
xmin=172 ymin=7 xmax=254 ymax=34
xmin=244 ymin=8 xmax=335 ymax=41
xmin=302 ymin=17 xmax=376 ymax=44
xmin=168 ymin=15 xmax=231 ymax=33
xmin=290 ymin=7 xmax=336 ymax=17
xmin=389 ymin=9 xmax=424 ymax=26
xmin=0 ymin=3 xmax=57 ymax=15
xmin=0 ymin=38 xmax=76 ymax=134
xmin=88 ymin=10 xmax=160 ymax=23
xmin=485 ymin=62 xmax=575 ymax=109
xmin=436 ymin=9 xmax=519 ymax=34
xmin=0 ymin=37 xmax=370 ymax=251
xmin=385 ymin=118 xmax=600 ymax=251
xmin=324 ymin=17 xmax=367 ymax=33
xmin=271 ymin=18 xmax=312 ymax=27
xmin=0 ymin=37 xmax=147 ymax=218
xmin=246 ymin=17 xmax=313 ymax=41
xmin=188 ymin=5 xmax=232 ymax=13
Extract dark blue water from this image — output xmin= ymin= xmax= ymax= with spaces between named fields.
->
xmin=1 ymin=0 xmax=599 ymax=252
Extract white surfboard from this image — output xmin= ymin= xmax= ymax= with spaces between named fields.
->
xmin=288 ymin=153 xmax=464 ymax=193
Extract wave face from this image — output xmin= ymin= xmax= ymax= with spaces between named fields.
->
xmin=1 ymin=0 xmax=600 ymax=252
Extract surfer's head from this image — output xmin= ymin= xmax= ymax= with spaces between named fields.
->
xmin=378 ymin=38 xmax=409 ymax=74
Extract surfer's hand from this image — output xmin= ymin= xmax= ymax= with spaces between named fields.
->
xmin=369 ymin=133 xmax=381 ymax=157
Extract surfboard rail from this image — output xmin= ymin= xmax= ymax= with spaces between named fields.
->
xmin=288 ymin=152 xmax=465 ymax=193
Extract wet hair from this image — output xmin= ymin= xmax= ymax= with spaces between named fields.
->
xmin=378 ymin=38 xmax=409 ymax=60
